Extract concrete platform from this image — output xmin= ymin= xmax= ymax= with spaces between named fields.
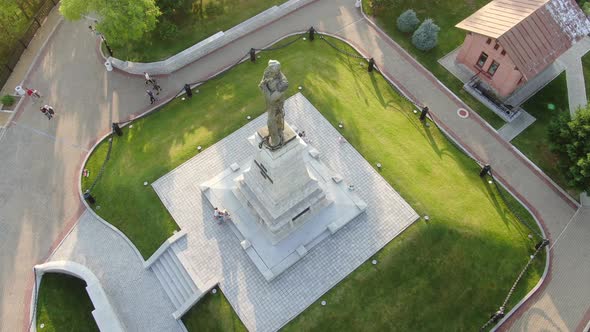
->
xmin=152 ymin=93 xmax=419 ymax=332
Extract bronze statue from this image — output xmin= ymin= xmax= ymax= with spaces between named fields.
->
xmin=259 ymin=60 xmax=289 ymax=147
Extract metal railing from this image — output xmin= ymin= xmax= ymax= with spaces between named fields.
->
xmin=0 ymin=0 xmax=58 ymax=91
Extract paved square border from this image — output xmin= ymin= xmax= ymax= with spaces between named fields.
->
xmin=153 ymin=93 xmax=419 ymax=332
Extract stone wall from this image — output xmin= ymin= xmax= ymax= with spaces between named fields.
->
xmin=109 ymin=0 xmax=315 ymax=75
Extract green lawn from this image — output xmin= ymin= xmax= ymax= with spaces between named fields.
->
xmin=183 ymin=288 xmax=247 ymax=331
xmin=582 ymin=51 xmax=590 ymax=101
xmin=512 ymin=72 xmax=579 ymax=198
xmin=82 ymin=36 xmax=544 ymax=330
xmin=36 ymin=273 xmax=99 ymax=332
xmin=364 ymin=0 xmax=506 ymax=129
xmin=113 ymin=0 xmax=284 ymax=61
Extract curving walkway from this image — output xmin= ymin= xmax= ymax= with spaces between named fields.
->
xmin=0 ymin=1 xmax=587 ymax=331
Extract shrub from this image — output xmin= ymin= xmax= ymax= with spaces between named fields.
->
xmin=583 ymin=2 xmax=590 ymax=16
xmin=158 ymin=19 xmax=179 ymax=40
xmin=412 ymin=18 xmax=440 ymax=51
xmin=1 ymin=94 xmax=15 ymax=106
xmin=397 ymin=9 xmax=420 ymax=33
xmin=548 ymin=106 xmax=590 ymax=191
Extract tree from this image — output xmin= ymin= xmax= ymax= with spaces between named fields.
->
xmin=548 ymin=106 xmax=590 ymax=191
xmin=60 ymin=0 xmax=161 ymax=49
xmin=397 ymin=9 xmax=420 ymax=33
xmin=411 ymin=18 xmax=440 ymax=51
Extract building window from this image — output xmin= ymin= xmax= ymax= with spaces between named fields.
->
xmin=486 ymin=38 xmax=492 ymax=44
xmin=501 ymin=50 xmax=506 ymax=56
xmin=494 ymin=43 xmax=500 ymax=50
xmin=476 ymin=52 xmax=488 ymax=68
xmin=488 ymin=61 xmax=500 ymax=76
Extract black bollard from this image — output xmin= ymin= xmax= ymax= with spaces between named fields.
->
xmin=368 ymin=58 xmax=375 ymax=72
xmin=112 ymin=122 xmax=123 ymax=136
xmin=250 ymin=48 xmax=256 ymax=63
xmin=479 ymin=164 xmax=491 ymax=177
xmin=309 ymin=27 xmax=315 ymax=41
xmin=184 ymin=84 xmax=193 ymax=98
xmin=419 ymin=106 xmax=429 ymax=121
xmin=83 ymin=191 xmax=96 ymax=204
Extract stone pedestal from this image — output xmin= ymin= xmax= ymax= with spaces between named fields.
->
xmin=234 ymin=122 xmax=330 ymax=244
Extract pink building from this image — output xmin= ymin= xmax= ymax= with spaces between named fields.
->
xmin=455 ymin=0 xmax=589 ymax=99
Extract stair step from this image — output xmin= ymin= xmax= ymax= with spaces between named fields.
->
xmin=151 ymin=263 xmax=182 ymax=308
xmin=158 ymin=254 xmax=188 ymax=305
xmin=167 ymin=247 xmax=198 ymax=294
xmin=161 ymin=251 xmax=192 ymax=301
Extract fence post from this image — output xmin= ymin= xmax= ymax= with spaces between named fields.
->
xmin=4 ymin=64 xmax=13 ymax=73
xmin=34 ymin=17 xmax=42 ymax=27
xmin=19 ymin=39 xmax=28 ymax=49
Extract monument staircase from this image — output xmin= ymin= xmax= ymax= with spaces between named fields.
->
xmin=145 ymin=231 xmax=217 ymax=319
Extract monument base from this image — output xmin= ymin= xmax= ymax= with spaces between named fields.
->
xmin=200 ymin=139 xmax=366 ymax=281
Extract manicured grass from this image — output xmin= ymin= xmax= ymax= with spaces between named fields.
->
xmin=364 ymin=0 xmax=506 ymax=129
xmin=183 ymin=288 xmax=247 ymax=332
xmin=114 ymin=0 xmax=284 ymax=61
xmin=84 ymin=36 xmax=544 ymax=330
xmin=36 ymin=273 xmax=99 ymax=332
xmin=512 ymin=72 xmax=579 ymax=198
xmin=582 ymin=51 xmax=590 ymax=101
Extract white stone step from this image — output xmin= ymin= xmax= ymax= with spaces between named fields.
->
xmin=166 ymin=249 xmax=198 ymax=294
xmin=151 ymin=262 xmax=182 ymax=308
xmin=162 ymin=251 xmax=193 ymax=300
xmin=159 ymin=252 xmax=191 ymax=304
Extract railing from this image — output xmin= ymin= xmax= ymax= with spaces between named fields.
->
xmin=0 ymin=0 xmax=58 ymax=91
xmin=467 ymin=80 xmax=520 ymax=121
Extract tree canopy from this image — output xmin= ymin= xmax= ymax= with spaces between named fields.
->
xmin=60 ymin=0 xmax=161 ymax=48
xmin=549 ymin=106 xmax=590 ymax=192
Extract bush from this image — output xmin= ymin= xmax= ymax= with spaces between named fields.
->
xmin=583 ymin=2 xmax=590 ymax=16
xmin=548 ymin=106 xmax=590 ymax=191
xmin=158 ymin=19 xmax=179 ymax=40
xmin=1 ymin=94 xmax=15 ymax=106
xmin=412 ymin=18 xmax=440 ymax=51
xmin=397 ymin=9 xmax=420 ymax=33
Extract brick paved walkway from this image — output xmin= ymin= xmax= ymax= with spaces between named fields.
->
xmin=1 ymin=1 xmax=588 ymax=331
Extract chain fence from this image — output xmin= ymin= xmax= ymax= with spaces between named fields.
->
xmin=83 ymin=27 xmax=549 ymax=331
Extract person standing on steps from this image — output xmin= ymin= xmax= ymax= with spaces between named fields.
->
xmin=146 ymin=90 xmax=156 ymax=104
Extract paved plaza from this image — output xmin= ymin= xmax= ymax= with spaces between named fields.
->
xmin=152 ymin=93 xmax=419 ymax=331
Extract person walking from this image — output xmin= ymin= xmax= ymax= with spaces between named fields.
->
xmin=144 ymin=72 xmax=154 ymax=85
xmin=40 ymin=105 xmax=54 ymax=120
xmin=151 ymin=80 xmax=162 ymax=95
xmin=146 ymin=89 xmax=156 ymax=104
xmin=25 ymin=88 xmax=41 ymax=100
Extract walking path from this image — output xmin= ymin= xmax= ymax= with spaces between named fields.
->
xmin=0 ymin=1 xmax=587 ymax=331
xmin=558 ymin=37 xmax=590 ymax=115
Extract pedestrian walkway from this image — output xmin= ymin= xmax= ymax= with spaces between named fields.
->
xmin=0 ymin=1 xmax=587 ymax=331
xmin=47 ymin=210 xmax=183 ymax=331
xmin=558 ymin=36 xmax=590 ymax=115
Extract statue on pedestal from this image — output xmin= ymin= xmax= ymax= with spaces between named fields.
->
xmin=259 ymin=60 xmax=289 ymax=148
